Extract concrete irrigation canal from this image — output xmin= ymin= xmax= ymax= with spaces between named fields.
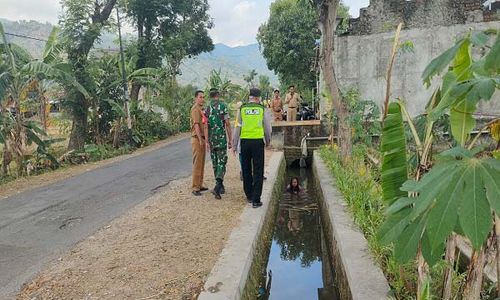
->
xmin=198 ymin=152 xmax=390 ymax=300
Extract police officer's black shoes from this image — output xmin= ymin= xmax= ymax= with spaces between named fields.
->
xmin=252 ymin=202 xmax=263 ymax=208
xmin=220 ymin=184 xmax=225 ymax=194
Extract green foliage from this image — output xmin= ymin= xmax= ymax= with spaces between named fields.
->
xmin=257 ymin=0 xmax=319 ymax=90
xmin=84 ymin=143 xmax=133 ymax=161
xmin=376 ymin=30 xmax=500 ymax=271
xmin=133 ymin=109 xmax=171 ymax=146
xmin=381 ymin=148 xmax=500 ymax=265
xmin=380 ymin=103 xmax=408 ymax=205
xmin=127 ymin=0 xmax=214 ymax=76
xmin=343 ymin=88 xmax=381 ymax=144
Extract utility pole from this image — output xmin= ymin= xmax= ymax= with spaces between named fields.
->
xmin=116 ymin=7 xmax=132 ymax=131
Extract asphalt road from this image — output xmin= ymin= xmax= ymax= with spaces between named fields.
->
xmin=0 ymin=138 xmax=192 ymax=298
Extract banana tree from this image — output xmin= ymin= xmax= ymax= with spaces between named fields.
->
xmin=379 ymin=29 xmax=500 ymax=299
xmin=0 ymin=21 xmax=88 ymax=175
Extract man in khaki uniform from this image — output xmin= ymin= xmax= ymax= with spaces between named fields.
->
xmin=284 ymin=85 xmax=300 ymax=122
xmin=191 ymin=90 xmax=209 ymax=196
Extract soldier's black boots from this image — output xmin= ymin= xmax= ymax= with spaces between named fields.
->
xmin=212 ymin=179 xmax=223 ymax=199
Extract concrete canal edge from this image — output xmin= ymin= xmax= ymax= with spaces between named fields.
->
xmin=312 ymin=151 xmax=392 ymax=300
xmin=198 ymin=151 xmax=286 ymax=300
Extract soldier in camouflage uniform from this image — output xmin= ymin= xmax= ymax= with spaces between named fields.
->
xmin=204 ymin=88 xmax=232 ymax=199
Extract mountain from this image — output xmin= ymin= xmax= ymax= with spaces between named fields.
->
xmin=0 ymin=18 xmax=278 ymax=88
xmin=179 ymin=43 xmax=279 ymax=87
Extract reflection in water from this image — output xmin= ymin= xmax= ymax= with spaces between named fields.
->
xmin=257 ymin=169 xmax=339 ymax=300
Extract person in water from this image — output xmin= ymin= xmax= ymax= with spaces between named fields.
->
xmin=286 ymin=177 xmax=303 ymax=194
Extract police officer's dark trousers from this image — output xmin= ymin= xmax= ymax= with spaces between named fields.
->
xmin=241 ymin=139 xmax=265 ymax=203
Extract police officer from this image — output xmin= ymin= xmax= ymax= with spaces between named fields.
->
xmin=205 ymin=88 xmax=232 ymax=199
xmin=232 ymin=88 xmax=272 ymax=208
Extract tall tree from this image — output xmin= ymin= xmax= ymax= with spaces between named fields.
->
xmin=308 ymin=0 xmax=352 ymax=160
xmin=60 ymin=0 xmax=118 ymax=151
xmin=257 ymin=0 xmax=320 ymax=90
xmin=128 ymin=0 xmax=214 ymax=101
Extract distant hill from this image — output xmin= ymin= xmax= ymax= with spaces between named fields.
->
xmin=179 ymin=43 xmax=279 ymax=88
xmin=0 ymin=18 xmax=278 ymax=88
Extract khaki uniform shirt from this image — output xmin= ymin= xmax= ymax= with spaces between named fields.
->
xmin=285 ymin=92 xmax=300 ymax=108
xmin=190 ymin=103 xmax=206 ymax=138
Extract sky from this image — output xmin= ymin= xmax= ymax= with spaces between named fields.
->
xmin=0 ymin=0 xmax=370 ymax=47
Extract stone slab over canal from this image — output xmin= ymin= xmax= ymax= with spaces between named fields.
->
xmin=312 ymin=151 xmax=390 ymax=300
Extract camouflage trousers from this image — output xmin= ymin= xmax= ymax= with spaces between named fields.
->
xmin=210 ymin=147 xmax=228 ymax=181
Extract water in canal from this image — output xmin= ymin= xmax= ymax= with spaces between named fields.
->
xmin=256 ymin=168 xmax=339 ymax=300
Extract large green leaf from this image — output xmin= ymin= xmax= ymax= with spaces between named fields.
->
xmin=22 ymin=61 xmax=90 ymax=98
xmin=480 ymin=160 xmax=500 ymax=214
xmin=422 ymin=38 xmax=466 ymax=86
xmin=378 ymin=207 xmax=413 ymax=245
xmin=380 ymin=102 xmax=408 ymax=205
xmin=453 ymin=38 xmax=472 ymax=81
xmin=384 ymin=150 xmax=500 ymax=263
xmin=425 ymin=165 xmax=465 ymax=250
xmin=421 ymin=232 xmax=445 ymax=267
xmin=485 ymin=32 xmax=500 ymax=73
xmin=42 ymin=26 xmax=62 ymax=64
xmin=0 ymin=21 xmax=16 ymax=73
xmin=394 ymin=214 xmax=427 ymax=263
xmin=450 ymin=100 xmax=476 ymax=146
xmin=459 ymin=163 xmax=492 ymax=249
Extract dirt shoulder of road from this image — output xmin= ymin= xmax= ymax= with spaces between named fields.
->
xmin=17 ymin=151 xmax=272 ymax=300
xmin=0 ymin=133 xmax=190 ymax=199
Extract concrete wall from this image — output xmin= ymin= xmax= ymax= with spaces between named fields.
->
xmin=348 ymin=0 xmax=496 ymax=35
xmin=312 ymin=152 xmax=391 ymax=299
xmin=323 ymin=21 xmax=500 ymax=117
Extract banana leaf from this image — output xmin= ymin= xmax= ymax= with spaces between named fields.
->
xmin=380 ymin=102 xmax=408 ymax=205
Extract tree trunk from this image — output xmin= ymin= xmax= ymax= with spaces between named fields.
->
xmin=65 ymin=0 xmax=118 ymax=151
xmin=130 ymin=82 xmax=141 ymax=102
xmin=112 ymin=118 xmax=121 ymax=149
xmin=68 ymin=104 xmax=88 ymax=151
xmin=463 ymin=247 xmax=487 ymax=300
xmin=442 ymin=234 xmax=457 ymax=300
xmin=318 ymin=0 xmax=352 ymax=161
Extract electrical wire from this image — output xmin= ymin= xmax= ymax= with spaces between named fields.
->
xmin=4 ymin=32 xmax=120 ymax=52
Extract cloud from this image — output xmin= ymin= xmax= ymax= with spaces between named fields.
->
xmin=208 ymin=0 xmax=273 ymax=47
xmin=0 ymin=0 xmax=60 ymax=24
xmin=0 ymin=0 xmax=371 ymax=47
xmin=344 ymin=0 xmax=370 ymax=17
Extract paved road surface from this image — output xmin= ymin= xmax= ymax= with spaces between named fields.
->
xmin=0 ymin=138 xmax=192 ymax=298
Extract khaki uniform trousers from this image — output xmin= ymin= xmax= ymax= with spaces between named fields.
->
xmin=287 ymin=107 xmax=297 ymax=122
xmin=191 ymin=137 xmax=206 ymax=191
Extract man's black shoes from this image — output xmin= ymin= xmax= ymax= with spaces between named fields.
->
xmin=252 ymin=202 xmax=263 ymax=208
xmin=200 ymin=187 xmax=209 ymax=192
xmin=192 ymin=191 xmax=202 ymax=196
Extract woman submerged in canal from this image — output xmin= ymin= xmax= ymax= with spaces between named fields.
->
xmin=286 ymin=177 xmax=304 ymax=195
